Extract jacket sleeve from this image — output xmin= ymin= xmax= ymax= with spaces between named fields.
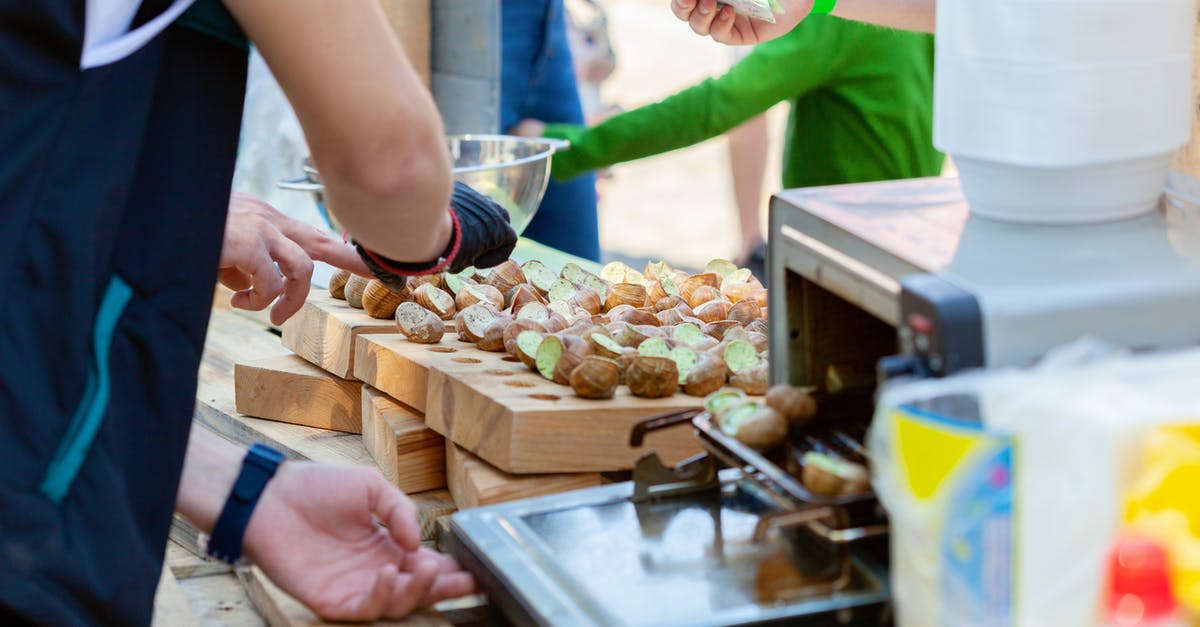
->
xmin=542 ymin=22 xmax=840 ymax=181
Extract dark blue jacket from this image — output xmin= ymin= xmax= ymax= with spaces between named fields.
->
xmin=0 ymin=2 xmax=246 ymax=623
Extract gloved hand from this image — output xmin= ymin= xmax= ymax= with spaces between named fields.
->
xmin=355 ymin=181 xmax=518 ymax=290
xmin=446 ymin=180 xmax=518 ymax=272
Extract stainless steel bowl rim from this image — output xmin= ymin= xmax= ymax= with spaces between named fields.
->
xmin=293 ymin=134 xmax=569 ymax=185
xmin=446 ymin=134 xmax=570 ymax=175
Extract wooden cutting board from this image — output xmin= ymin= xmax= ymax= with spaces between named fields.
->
xmin=354 ymin=334 xmax=708 ymax=474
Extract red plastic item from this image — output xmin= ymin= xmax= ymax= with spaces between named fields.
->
xmin=1105 ymin=535 xmax=1179 ymax=626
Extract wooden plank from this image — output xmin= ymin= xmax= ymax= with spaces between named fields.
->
xmin=362 ymin=387 xmax=446 ymax=493
xmin=445 ymin=442 xmax=602 ymax=509
xmin=280 ymin=293 xmax=398 ymax=380
xmin=180 ymin=573 xmax=265 ymax=627
xmin=379 ymin=0 xmax=431 ymax=89
xmin=166 ymin=541 xmax=231 ymax=580
xmin=355 ymin=334 xmax=706 ymax=474
xmin=153 ymin=565 xmax=201 ymax=627
xmin=235 ymin=354 xmax=363 ymax=433
xmin=409 ymin=490 xmax=458 ymax=542
xmin=195 ymin=403 xmax=376 ymax=469
xmin=238 ymin=567 xmax=451 ymax=627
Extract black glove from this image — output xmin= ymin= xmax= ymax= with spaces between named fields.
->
xmin=355 ymin=181 xmax=518 ymax=290
xmin=445 ymin=180 xmax=518 ymax=272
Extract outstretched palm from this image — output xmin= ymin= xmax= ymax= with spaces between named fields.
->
xmin=243 ymin=463 xmax=474 ymax=621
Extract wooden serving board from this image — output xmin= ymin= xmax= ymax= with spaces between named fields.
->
xmin=235 ymin=354 xmax=363 ymax=433
xmin=355 ymin=334 xmax=707 ymax=474
xmin=280 ymin=292 xmax=399 ymax=380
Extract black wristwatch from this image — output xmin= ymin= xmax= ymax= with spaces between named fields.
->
xmin=205 ymin=443 xmax=285 ymax=564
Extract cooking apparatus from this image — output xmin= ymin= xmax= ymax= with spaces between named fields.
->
xmin=767 ymin=176 xmax=1200 ymax=385
xmin=277 ymin=134 xmax=568 ymax=235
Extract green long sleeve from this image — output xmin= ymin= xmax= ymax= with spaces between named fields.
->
xmin=543 ymin=22 xmax=839 ymax=181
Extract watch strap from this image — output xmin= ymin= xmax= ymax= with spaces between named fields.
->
xmin=206 ymin=443 xmax=285 ymax=564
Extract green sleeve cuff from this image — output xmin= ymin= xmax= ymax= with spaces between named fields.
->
xmin=542 ymin=124 xmax=591 ymax=181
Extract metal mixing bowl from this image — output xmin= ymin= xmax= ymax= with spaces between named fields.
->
xmin=277 ymin=134 xmax=568 ymax=235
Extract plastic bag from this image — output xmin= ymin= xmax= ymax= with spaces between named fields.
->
xmin=870 ymin=339 xmax=1200 ymax=627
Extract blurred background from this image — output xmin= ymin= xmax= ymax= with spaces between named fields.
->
xmin=587 ymin=0 xmax=788 ymax=270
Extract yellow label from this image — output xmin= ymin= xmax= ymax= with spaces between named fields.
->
xmin=893 ymin=410 xmax=983 ymax=501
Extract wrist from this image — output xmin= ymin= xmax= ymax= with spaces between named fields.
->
xmin=356 ymin=208 xmax=460 ymax=278
xmin=205 ymin=443 xmax=285 ymax=564
xmin=240 ymin=460 xmax=293 ymax=565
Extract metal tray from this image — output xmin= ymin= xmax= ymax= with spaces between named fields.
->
xmin=444 ymin=476 xmax=890 ymax=627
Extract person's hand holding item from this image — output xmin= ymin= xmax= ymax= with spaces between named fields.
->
xmin=355 ymin=181 xmax=519 ymax=290
xmin=242 ymin=462 xmax=475 ymax=620
xmin=219 ymin=192 xmax=371 ymax=325
xmin=671 ymin=0 xmax=811 ymax=45
xmin=670 ymin=0 xmax=936 ymax=42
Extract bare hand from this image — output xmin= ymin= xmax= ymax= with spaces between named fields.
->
xmin=508 ymin=119 xmax=548 ymax=138
xmin=670 ymin=0 xmax=811 ymax=45
xmin=219 ymin=193 xmax=371 ymax=325
xmin=243 ymin=463 xmax=475 ymax=620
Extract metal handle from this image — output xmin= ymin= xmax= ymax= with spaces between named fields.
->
xmin=629 ymin=408 xmax=702 ymax=447
xmin=752 ymin=507 xmax=836 ymax=543
xmin=804 ymin=519 xmax=889 ymax=544
xmin=276 ymin=176 xmax=325 ymax=193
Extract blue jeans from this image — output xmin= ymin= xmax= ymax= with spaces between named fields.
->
xmin=502 ymin=0 xmax=601 ymax=261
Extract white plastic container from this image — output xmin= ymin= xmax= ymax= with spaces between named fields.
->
xmin=934 ymin=0 xmax=1194 ymax=223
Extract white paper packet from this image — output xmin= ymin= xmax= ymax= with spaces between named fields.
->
xmin=718 ymin=0 xmax=781 ymax=22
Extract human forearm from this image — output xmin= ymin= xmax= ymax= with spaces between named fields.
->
xmin=832 ymin=0 xmax=934 ymax=33
xmin=174 ymin=424 xmax=247 ymax=533
xmin=545 ymin=80 xmax=770 ymax=179
xmin=226 ymin=0 xmax=454 ymax=263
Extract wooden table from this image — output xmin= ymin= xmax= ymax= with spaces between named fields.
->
xmin=171 ymin=304 xmax=480 ymax=626
xmin=171 ymin=237 xmax=599 ymax=625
